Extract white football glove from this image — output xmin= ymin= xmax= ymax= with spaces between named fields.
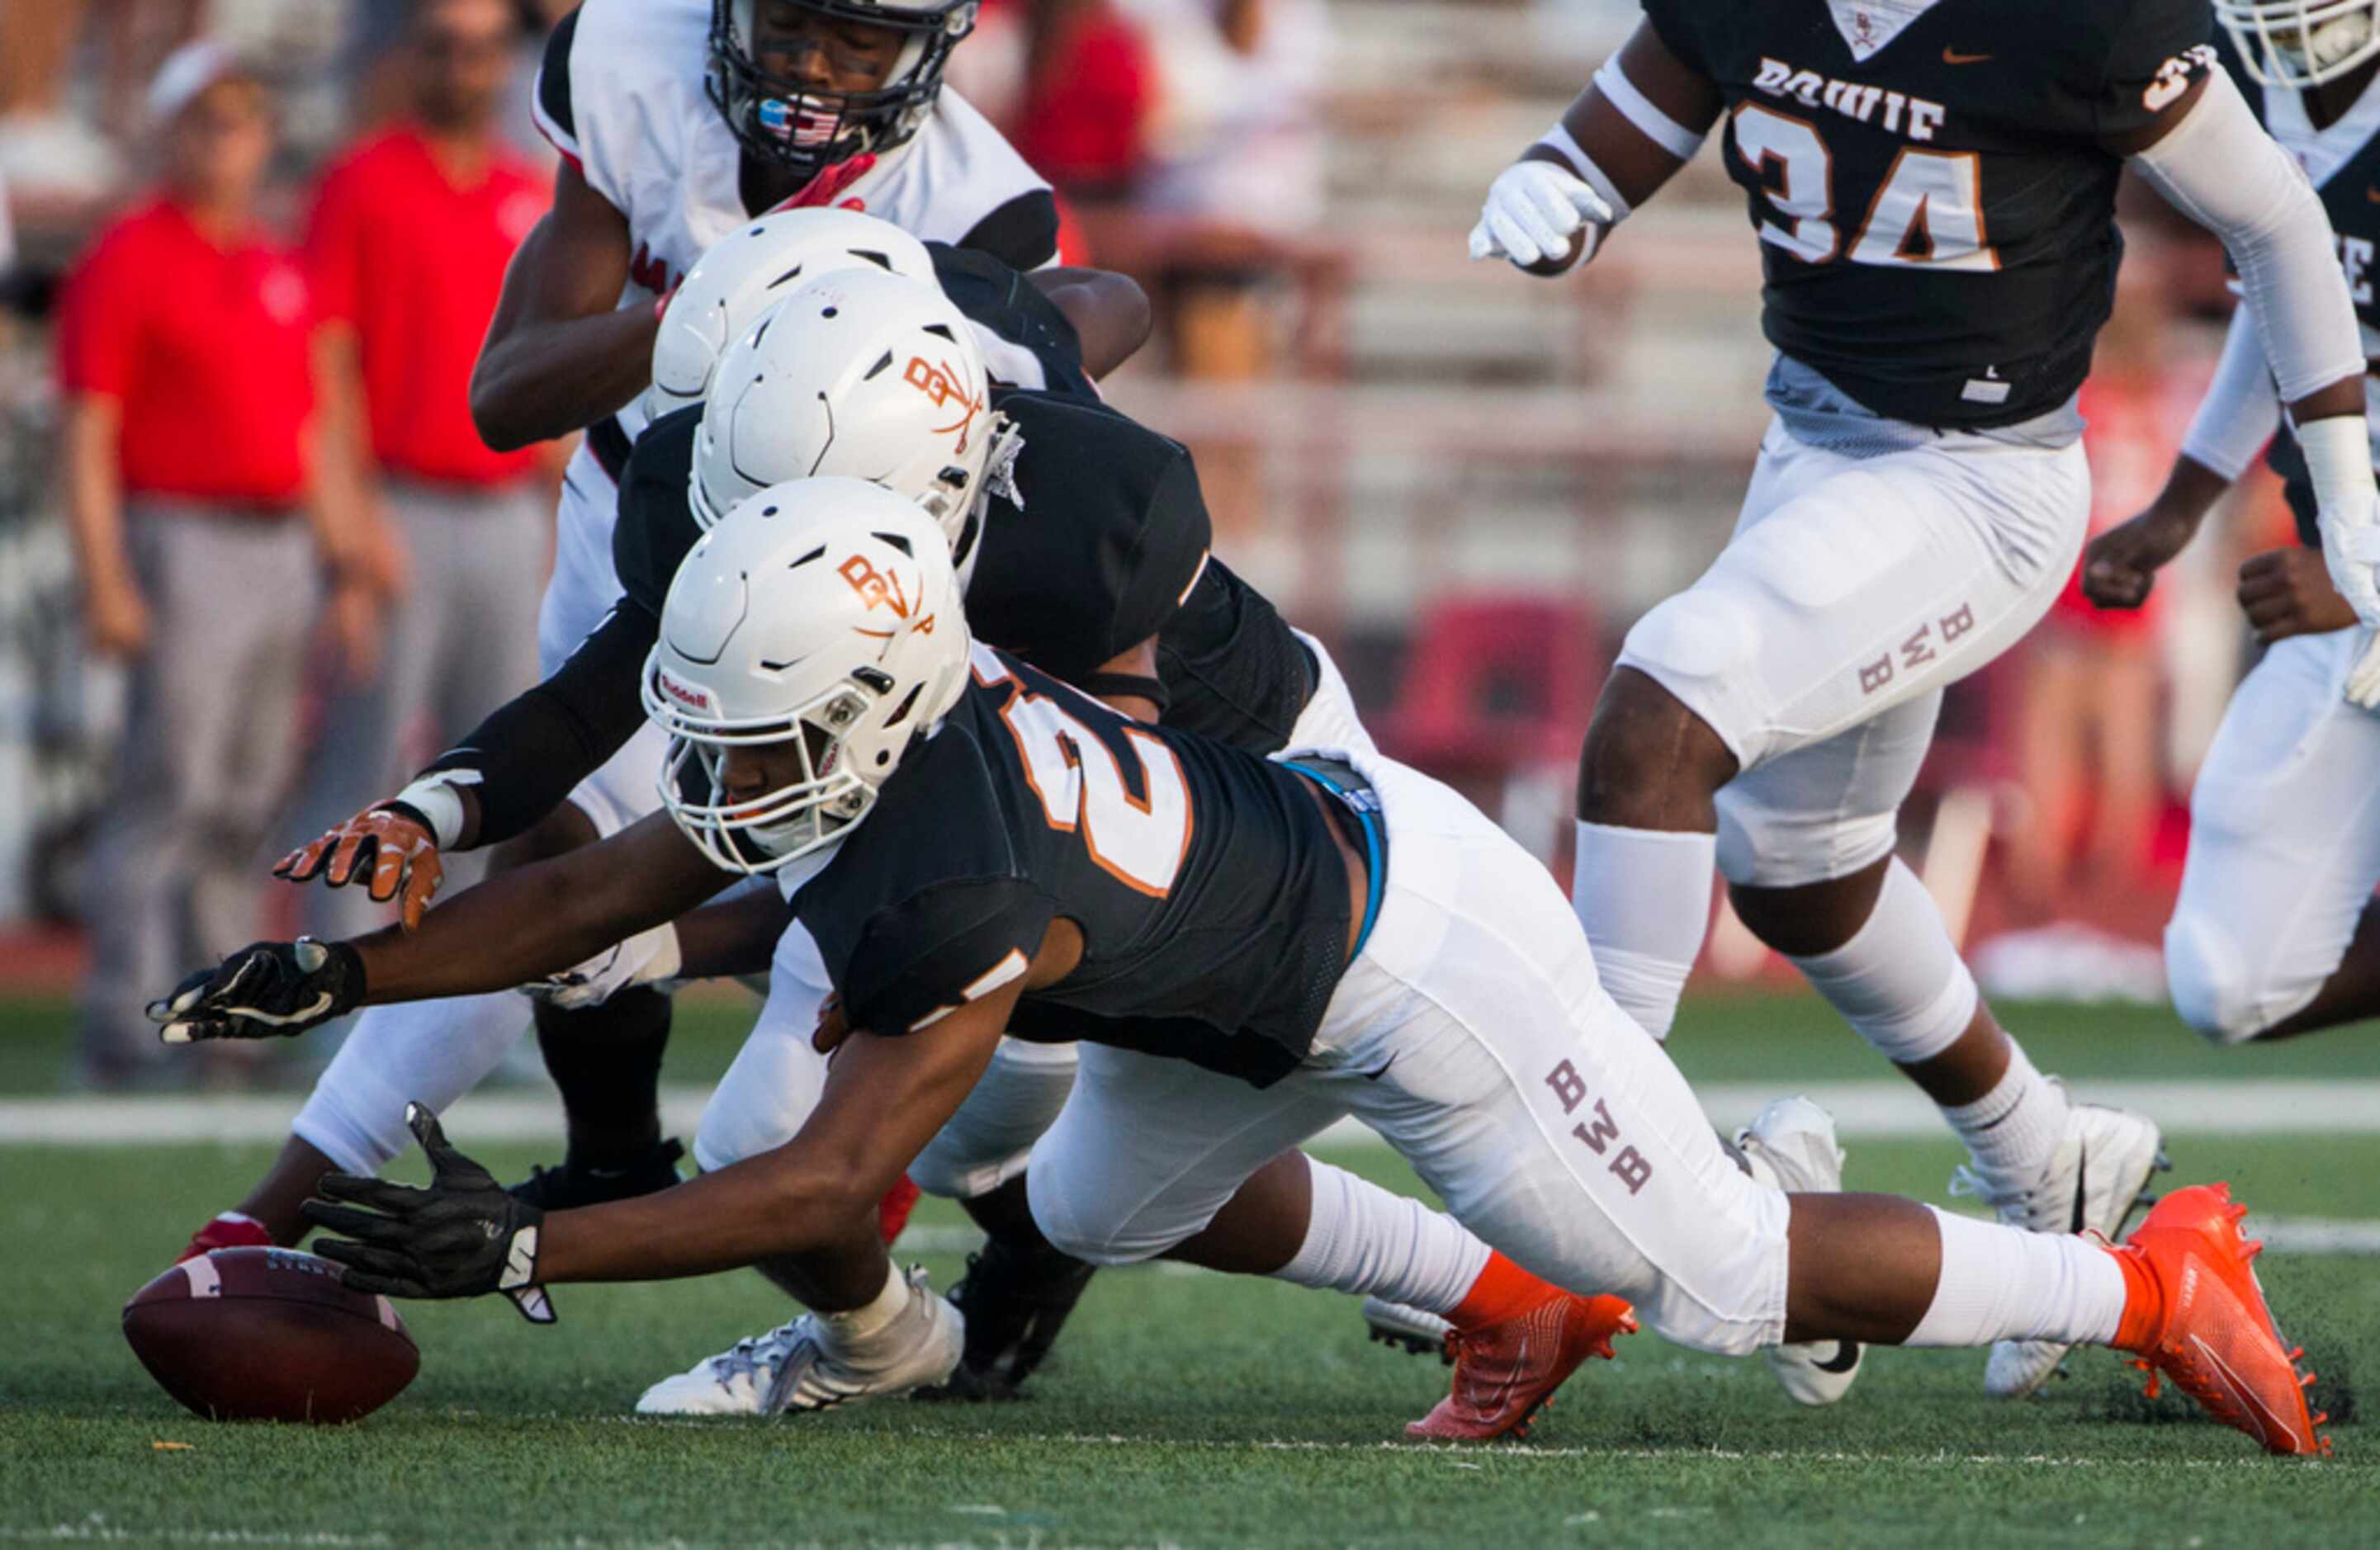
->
xmin=1468 ymin=158 xmax=1614 ymax=272
xmin=525 ymin=922 xmax=683 ymax=1010
xmin=2347 ymin=630 xmax=2380 ymax=711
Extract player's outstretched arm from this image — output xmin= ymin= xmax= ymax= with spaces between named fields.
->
xmin=308 ymin=977 xmax=1020 ymax=1298
xmin=1470 ymin=21 xmax=1721 ymax=276
xmin=468 ymin=158 xmax=660 ymax=451
xmin=1029 ymin=267 xmax=1152 ymax=380
xmin=159 ymin=814 xmax=733 ymax=1043
xmin=2118 ymin=69 xmax=2380 ymax=677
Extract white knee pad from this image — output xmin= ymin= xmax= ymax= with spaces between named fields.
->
xmin=2164 ymin=908 xmax=2297 ymax=1046
xmin=1025 ymin=1166 xmax=1171 ymax=1267
xmin=908 ymin=1038 xmax=1077 ymax=1200
xmin=1613 ymin=588 xmax=1764 ymax=765
xmin=1716 ymin=801 xmax=1900 ymax=891
xmin=1782 ymin=858 xmax=1977 ymax=1065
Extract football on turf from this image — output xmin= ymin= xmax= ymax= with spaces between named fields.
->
xmin=122 ymin=1247 xmax=419 ymax=1423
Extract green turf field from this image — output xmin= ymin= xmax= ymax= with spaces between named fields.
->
xmin=1 ymin=992 xmax=2374 ymax=1546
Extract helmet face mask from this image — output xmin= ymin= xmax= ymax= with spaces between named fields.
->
xmin=645 ymin=478 xmax=971 ymax=875
xmin=2220 ymin=0 xmax=2380 ymax=87
xmin=707 ymin=0 xmax=977 ymax=180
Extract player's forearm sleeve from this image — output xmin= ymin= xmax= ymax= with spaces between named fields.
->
xmin=2178 ymin=302 xmax=2284 ymax=483
xmin=2130 ymin=70 xmax=2365 ymax=405
xmin=418 ymin=605 xmax=657 ymax=848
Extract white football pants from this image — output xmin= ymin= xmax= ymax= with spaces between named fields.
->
xmin=2166 ymin=626 xmax=2380 ymax=1042
xmin=1027 ymin=750 xmax=1792 ymax=1358
xmin=1618 ymin=418 xmax=2089 ymax=887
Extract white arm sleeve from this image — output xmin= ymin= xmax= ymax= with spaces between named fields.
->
xmin=2129 ymin=69 xmax=2364 ymax=405
xmin=2177 ymin=302 xmax=2283 ymax=482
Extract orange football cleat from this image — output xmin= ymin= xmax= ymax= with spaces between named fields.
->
xmin=175 ymin=1211 xmax=274 ymax=1264
xmin=1404 ymin=1292 xmax=1637 ymax=1443
xmin=2111 ymin=1183 xmax=2330 ymax=1457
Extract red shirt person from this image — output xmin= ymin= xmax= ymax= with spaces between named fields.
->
xmin=277 ymin=0 xmax=556 ymax=949
xmin=58 ymin=44 xmax=367 ymax=1088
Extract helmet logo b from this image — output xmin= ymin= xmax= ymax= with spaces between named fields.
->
xmin=904 ymin=356 xmax=982 ymax=452
xmin=839 ymin=553 xmax=918 ymax=619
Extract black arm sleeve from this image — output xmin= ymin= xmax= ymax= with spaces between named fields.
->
xmin=957 ymin=190 xmax=1062 ymax=272
xmin=419 ymin=603 xmax=658 ymax=848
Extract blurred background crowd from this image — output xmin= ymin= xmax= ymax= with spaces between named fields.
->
xmin=0 ymin=0 xmax=2310 ymax=1087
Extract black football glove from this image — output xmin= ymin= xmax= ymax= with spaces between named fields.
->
xmin=147 ymin=938 xmax=366 ymax=1044
xmin=302 ymin=1103 xmax=556 ymax=1324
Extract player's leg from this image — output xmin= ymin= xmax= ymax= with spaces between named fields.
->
xmin=2166 ymin=628 xmax=2380 ymax=1043
xmin=1340 ymin=754 xmax=2322 ymax=1453
xmin=1028 ymin=1042 xmax=1637 ymax=1441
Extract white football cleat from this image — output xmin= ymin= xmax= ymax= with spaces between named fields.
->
xmin=1361 ymin=1297 xmax=1454 ymax=1361
xmin=1736 ymin=1096 xmax=1864 ymax=1407
xmin=1954 ymin=1099 xmax=2166 ymax=1400
xmin=635 ymin=1266 xmax=963 ymax=1416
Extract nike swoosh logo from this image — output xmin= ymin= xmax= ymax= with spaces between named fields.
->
xmin=1813 ymin=1341 xmax=1862 ymax=1374
xmin=1362 ymin=1055 xmax=1398 ymax=1081
xmin=1942 ymin=48 xmax=1993 ymax=64
xmin=2188 ymin=1334 xmax=2286 ymax=1447
xmin=242 ymin=991 xmax=337 ymax=1027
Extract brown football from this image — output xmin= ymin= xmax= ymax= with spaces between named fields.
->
xmin=122 ymin=1247 xmax=419 ymax=1424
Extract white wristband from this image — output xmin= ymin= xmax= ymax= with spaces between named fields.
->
xmin=2296 ymin=413 xmax=2376 ymax=516
xmin=389 ymin=774 xmax=473 ymax=849
xmin=1592 ymin=54 xmax=1709 ymax=162
xmin=1535 ymin=124 xmax=1633 ymax=224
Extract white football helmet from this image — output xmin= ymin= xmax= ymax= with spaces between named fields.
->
xmin=691 ymin=267 xmax=1015 ymax=582
xmin=2220 ymin=0 xmax=2380 ymax=85
xmin=646 ymin=208 xmax=934 ymax=423
xmin=645 ymin=477 xmax=970 ymax=874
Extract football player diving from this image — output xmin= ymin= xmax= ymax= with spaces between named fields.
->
xmin=2084 ymin=2 xmax=2380 ymax=1046
xmin=191 ymin=214 xmax=1467 ymax=1420
xmin=154 ymin=480 xmax=2330 ymax=1457
xmin=1468 ymin=0 xmax=2380 ymax=1402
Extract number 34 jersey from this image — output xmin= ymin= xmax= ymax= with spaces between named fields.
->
xmin=788 ymin=643 xmax=1355 ymax=1088
xmin=1644 ymin=0 xmax=2214 ymax=429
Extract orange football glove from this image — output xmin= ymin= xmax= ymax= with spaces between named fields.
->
xmin=275 ymin=805 xmax=446 ymax=931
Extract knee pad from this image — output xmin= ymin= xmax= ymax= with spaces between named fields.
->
xmin=1024 ymin=1170 xmax=1166 ymax=1268
xmin=2164 ymin=910 xmax=2274 ymax=1046
xmin=1715 ymin=790 xmax=1899 ymax=891
xmin=1613 ymin=593 xmax=1764 ymax=770
xmin=1781 ymin=858 xmax=1976 ymax=1064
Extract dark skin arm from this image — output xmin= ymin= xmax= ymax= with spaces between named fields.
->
xmin=2083 ymin=455 xmax=2231 ymax=611
xmin=1029 ymin=267 xmax=1152 ymax=380
xmin=469 ymin=159 xmax=660 ymax=451
xmin=673 ymin=884 xmax=799 ymax=981
xmin=348 ymin=812 xmax=734 ymax=1003
xmin=536 ymin=918 xmax=1084 ymax=1282
xmin=2239 ymin=546 xmax=2359 ymax=642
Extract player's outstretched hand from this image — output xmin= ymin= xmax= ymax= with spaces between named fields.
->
xmin=2081 ymin=506 xmax=2199 ymax=610
xmin=275 ymin=803 xmax=444 ymax=931
xmin=1469 ymin=159 xmax=1613 ymax=274
xmin=305 ymin=1103 xmax=556 ymax=1324
xmin=147 ymin=938 xmax=366 ymax=1044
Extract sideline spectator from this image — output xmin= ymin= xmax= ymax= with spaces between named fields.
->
xmin=286 ymin=0 xmax=551 ymax=943
xmin=59 ymin=44 xmax=370 ymax=1089
xmin=1013 ymin=0 xmax=1155 ymax=200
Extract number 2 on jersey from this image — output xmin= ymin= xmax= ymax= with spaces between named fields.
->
xmin=992 ymin=673 xmax=1192 ymax=897
xmin=1732 ymin=103 xmax=1998 ymax=272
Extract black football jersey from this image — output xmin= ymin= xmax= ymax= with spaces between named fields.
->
xmin=1645 ymin=0 xmax=2216 ymax=428
xmin=2216 ymin=34 xmax=2380 ymax=549
xmin=613 ymin=390 xmax=1214 ymax=686
xmin=793 ymin=644 xmax=1356 ymax=1086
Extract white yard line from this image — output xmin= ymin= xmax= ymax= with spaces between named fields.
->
xmin=2 ymin=1078 xmax=2376 ymax=1147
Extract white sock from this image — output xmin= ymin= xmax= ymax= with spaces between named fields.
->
xmin=821 ymin=1259 xmax=911 ymax=1342
xmin=1904 ymin=1206 xmax=2126 ymax=1348
xmin=1782 ymin=858 xmax=1978 ymax=1065
xmin=1273 ymin=1159 xmax=1492 ymax=1315
xmin=1570 ymin=820 xmax=1716 ymax=1040
xmin=291 ymin=991 xmax=530 ymax=1174
xmin=1941 ymin=1039 xmax=2072 ymax=1191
